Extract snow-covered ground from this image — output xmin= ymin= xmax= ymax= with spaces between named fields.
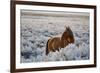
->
xmin=20 ymin=10 xmax=90 ymax=63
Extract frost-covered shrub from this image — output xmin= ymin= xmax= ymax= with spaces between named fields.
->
xmin=20 ymin=11 xmax=90 ymax=63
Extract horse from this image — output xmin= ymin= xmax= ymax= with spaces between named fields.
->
xmin=46 ymin=26 xmax=75 ymax=55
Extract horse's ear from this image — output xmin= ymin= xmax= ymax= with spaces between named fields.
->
xmin=65 ymin=26 xmax=68 ymax=30
xmin=68 ymin=26 xmax=70 ymax=29
xmin=66 ymin=26 xmax=69 ymax=31
xmin=68 ymin=26 xmax=71 ymax=31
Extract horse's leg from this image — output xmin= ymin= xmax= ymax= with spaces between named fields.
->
xmin=57 ymin=48 xmax=60 ymax=51
xmin=51 ymin=48 xmax=56 ymax=52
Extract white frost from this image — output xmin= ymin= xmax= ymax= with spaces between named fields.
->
xmin=20 ymin=11 xmax=90 ymax=63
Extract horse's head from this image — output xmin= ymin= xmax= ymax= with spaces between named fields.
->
xmin=66 ymin=26 xmax=74 ymax=43
xmin=62 ymin=26 xmax=75 ymax=44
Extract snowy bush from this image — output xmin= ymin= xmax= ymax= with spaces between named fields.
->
xmin=20 ymin=10 xmax=90 ymax=63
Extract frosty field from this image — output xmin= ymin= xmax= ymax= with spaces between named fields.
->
xmin=20 ymin=10 xmax=90 ymax=63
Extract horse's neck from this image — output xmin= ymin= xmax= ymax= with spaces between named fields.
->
xmin=60 ymin=36 xmax=68 ymax=48
xmin=60 ymin=38 xmax=68 ymax=48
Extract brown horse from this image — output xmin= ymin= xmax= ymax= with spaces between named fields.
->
xmin=46 ymin=26 xmax=75 ymax=55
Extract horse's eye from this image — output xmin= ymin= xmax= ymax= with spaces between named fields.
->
xmin=67 ymin=37 xmax=71 ymax=42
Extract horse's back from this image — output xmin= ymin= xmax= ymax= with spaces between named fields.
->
xmin=47 ymin=37 xmax=61 ymax=53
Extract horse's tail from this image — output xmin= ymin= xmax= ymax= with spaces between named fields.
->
xmin=46 ymin=39 xmax=50 ymax=55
